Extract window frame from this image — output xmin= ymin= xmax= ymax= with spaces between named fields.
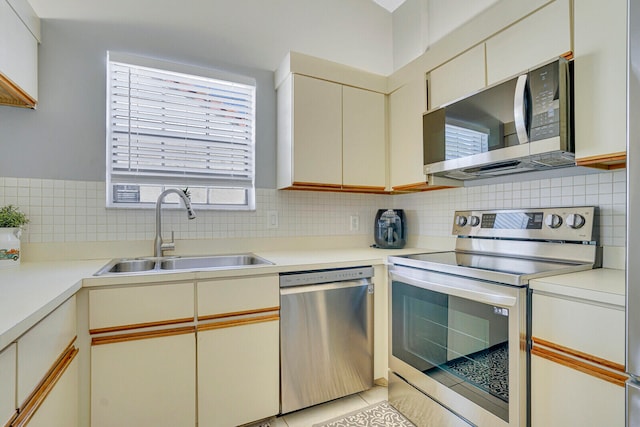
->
xmin=105 ymin=52 xmax=257 ymax=211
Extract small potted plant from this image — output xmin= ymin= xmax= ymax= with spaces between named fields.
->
xmin=0 ymin=205 xmax=29 ymax=268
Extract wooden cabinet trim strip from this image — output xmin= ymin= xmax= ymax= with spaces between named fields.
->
xmin=0 ymin=74 xmax=37 ymax=108
xmin=576 ymin=152 xmax=627 ymax=169
xmin=89 ymin=317 xmax=195 ymax=336
xmin=198 ymin=306 xmax=280 ymax=322
xmin=291 ymin=182 xmax=342 ymax=189
xmin=532 ymin=337 xmax=625 ymax=372
xmin=17 ymin=336 xmax=77 ymax=414
xmin=197 ymin=313 xmax=279 ymax=332
xmin=91 ymin=326 xmax=196 ymax=346
xmin=11 ymin=345 xmax=78 ymax=427
xmin=532 ymin=337 xmax=627 ymax=387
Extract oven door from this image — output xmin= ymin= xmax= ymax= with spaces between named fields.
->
xmin=388 ymin=265 xmax=528 ymax=427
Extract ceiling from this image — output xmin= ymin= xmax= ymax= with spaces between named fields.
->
xmin=372 ymin=0 xmax=407 ymax=12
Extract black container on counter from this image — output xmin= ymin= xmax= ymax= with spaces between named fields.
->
xmin=374 ymin=209 xmax=407 ymax=249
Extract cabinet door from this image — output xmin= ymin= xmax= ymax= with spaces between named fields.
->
xmin=486 ymin=0 xmax=572 ymax=85
xmin=291 ymin=74 xmax=343 ymax=186
xmin=0 ymin=0 xmax=38 ymax=105
xmin=17 ymin=297 xmax=76 ymax=406
xmin=23 ymin=356 xmax=78 ymax=427
xmin=342 ymin=86 xmax=386 ymax=189
xmin=389 ymin=76 xmax=428 ymax=190
xmin=430 ymin=44 xmax=486 ymax=109
xmin=531 ymin=354 xmax=625 ymax=427
xmin=574 ymin=0 xmax=627 ymax=165
xmin=0 ymin=343 xmax=16 ymax=426
xmin=91 ymin=333 xmax=196 ymax=427
xmin=198 ymin=320 xmax=279 ymax=427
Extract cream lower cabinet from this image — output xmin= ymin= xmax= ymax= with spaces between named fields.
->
xmin=89 ymin=282 xmax=196 ymax=427
xmin=198 ymin=320 xmax=279 ymax=427
xmin=5 ymin=296 xmax=79 ymax=427
xmin=21 ymin=356 xmax=78 ymax=427
xmin=196 ymin=275 xmax=280 ymax=427
xmin=91 ymin=332 xmax=196 ymax=427
xmin=0 ymin=343 xmax=16 ymax=425
xmin=530 ymin=290 xmax=626 ymax=426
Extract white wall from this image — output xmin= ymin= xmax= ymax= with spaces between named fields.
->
xmin=28 ymin=0 xmax=395 ymax=76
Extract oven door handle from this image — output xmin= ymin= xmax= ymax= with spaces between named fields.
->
xmin=390 ymin=271 xmax=517 ymax=308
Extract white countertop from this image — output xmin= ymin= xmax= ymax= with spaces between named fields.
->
xmin=530 ymin=267 xmax=625 ymax=307
xmin=0 ymin=246 xmax=626 ymax=352
xmin=0 ymin=247 xmax=425 ymax=350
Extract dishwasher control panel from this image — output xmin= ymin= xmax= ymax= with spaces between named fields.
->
xmin=279 ymin=266 xmax=374 ymax=287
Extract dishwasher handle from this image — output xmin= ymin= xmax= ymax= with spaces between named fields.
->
xmin=280 ymin=279 xmax=373 ymax=296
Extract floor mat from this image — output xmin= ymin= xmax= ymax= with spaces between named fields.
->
xmin=313 ymin=401 xmax=416 ymax=427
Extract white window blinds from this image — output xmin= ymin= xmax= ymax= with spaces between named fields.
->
xmin=106 ymin=53 xmax=256 ymax=209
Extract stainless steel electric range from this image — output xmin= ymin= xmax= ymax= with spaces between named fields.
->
xmin=387 ymin=207 xmax=601 ymax=427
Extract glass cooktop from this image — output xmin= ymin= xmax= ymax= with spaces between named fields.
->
xmin=390 ymin=251 xmax=594 ymax=287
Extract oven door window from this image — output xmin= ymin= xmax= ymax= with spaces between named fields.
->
xmin=392 ymin=281 xmax=510 ymax=422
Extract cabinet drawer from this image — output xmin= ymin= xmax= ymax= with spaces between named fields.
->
xmin=17 ymin=296 xmax=76 ymax=406
xmin=89 ymin=283 xmax=194 ymax=332
xmin=0 ymin=343 xmax=16 ymax=426
xmin=197 ymin=275 xmax=279 ymax=318
xmin=532 ymin=292 xmax=624 ymax=364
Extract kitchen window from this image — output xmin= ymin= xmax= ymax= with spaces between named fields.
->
xmin=106 ymin=52 xmax=256 ymax=210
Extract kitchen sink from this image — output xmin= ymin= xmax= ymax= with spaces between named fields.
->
xmin=93 ymin=253 xmax=273 ymax=276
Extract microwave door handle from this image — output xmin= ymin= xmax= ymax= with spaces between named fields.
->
xmin=514 ymin=74 xmax=529 ymax=144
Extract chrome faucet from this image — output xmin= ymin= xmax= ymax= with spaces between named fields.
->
xmin=154 ymin=188 xmax=196 ymax=258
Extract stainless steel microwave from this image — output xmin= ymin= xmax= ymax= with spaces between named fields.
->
xmin=423 ymin=57 xmax=574 ymax=180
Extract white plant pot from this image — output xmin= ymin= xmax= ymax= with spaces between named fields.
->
xmin=0 ymin=228 xmax=22 ymax=268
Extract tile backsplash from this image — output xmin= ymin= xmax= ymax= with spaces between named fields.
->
xmin=0 ymin=168 xmax=626 ymax=248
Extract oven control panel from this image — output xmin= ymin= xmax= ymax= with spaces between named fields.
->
xmin=452 ymin=207 xmax=596 ymax=241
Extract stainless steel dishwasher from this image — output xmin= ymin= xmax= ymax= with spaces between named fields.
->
xmin=279 ymin=266 xmax=374 ymax=414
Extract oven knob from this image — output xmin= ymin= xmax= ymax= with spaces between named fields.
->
xmin=468 ymin=215 xmax=480 ymax=227
xmin=455 ymin=215 xmax=467 ymax=227
xmin=545 ymin=214 xmax=563 ymax=229
xmin=566 ymin=213 xmax=586 ymax=229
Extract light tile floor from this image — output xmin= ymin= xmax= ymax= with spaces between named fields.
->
xmin=273 ymin=386 xmax=388 ymax=427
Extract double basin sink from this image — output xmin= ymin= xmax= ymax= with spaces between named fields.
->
xmin=94 ymin=253 xmax=273 ymax=276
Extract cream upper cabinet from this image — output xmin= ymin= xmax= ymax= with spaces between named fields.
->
xmin=574 ymin=0 xmax=627 ymax=168
xmin=342 ymin=86 xmax=386 ymax=189
xmin=429 ymin=44 xmax=486 ymax=109
xmin=277 ymin=73 xmax=387 ymax=191
xmin=530 ymin=290 xmax=625 ymax=426
xmin=0 ymin=0 xmax=39 ymax=107
xmin=278 ymin=74 xmax=343 ymax=189
xmin=388 ymin=76 xmax=428 ymax=190
xmin=197 ymin=275 xmax=280 ymax=427
xmin=486 ymin=0 xmax=572 ymax=85
xmin=0 ymin=343 xmax=16 ymax=426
